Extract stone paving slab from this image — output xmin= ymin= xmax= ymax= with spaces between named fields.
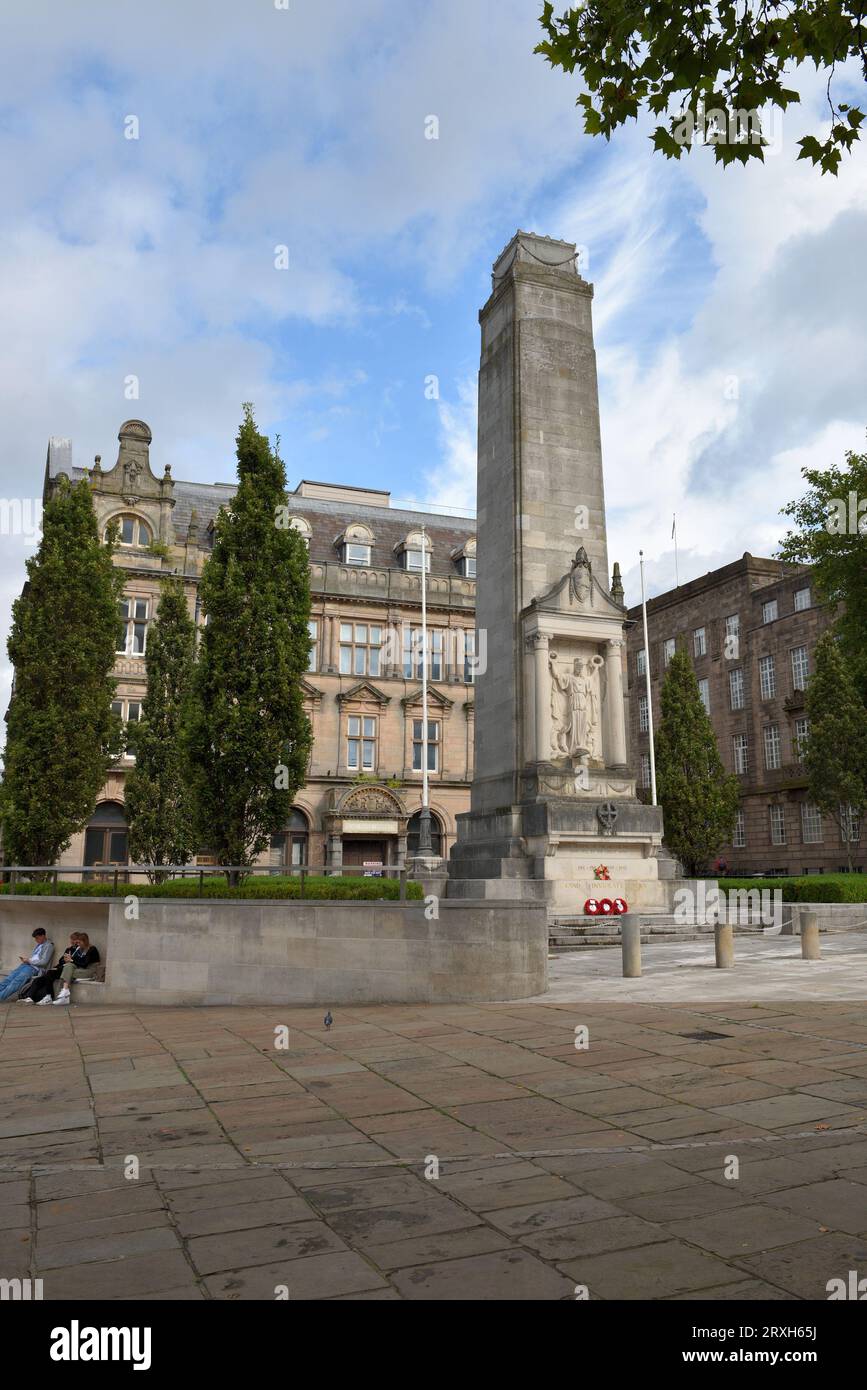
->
xmin=3 ymin=987 xmax=867 ymax=1300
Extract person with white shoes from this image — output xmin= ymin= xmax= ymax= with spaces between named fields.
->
xmin=50 ymin=933 xmax=100 ymax=1006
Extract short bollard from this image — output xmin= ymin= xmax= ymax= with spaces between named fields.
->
xmin=620 ymin=914 xmax=641 ymax=978
xmin=714 ymin=920 xmax=735 ymax=968
xmin=801 ymin=911 xmax=821 ymax=960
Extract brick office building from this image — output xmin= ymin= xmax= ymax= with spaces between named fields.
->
xmin=42 ymin=419 xmax=477 ymax=876
xmin=626 ymin=553 xmax=863 ymax=877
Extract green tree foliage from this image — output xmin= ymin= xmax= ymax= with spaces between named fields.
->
xmin=124 ymin=577 xmax=197 ymax=879
xmin=654 ymin=649 xmax=740 ymax=875
xmin=536 ymin=2 xmax=866 ymax=174
xmin=184 ymin=404 xmax=312 ymax=876
xmin=802 ymin=631 xmax=867 ymax=870
xmin=2 ymin=478 xmax=124 ymax=867
xmin=779 ymin=447 xmax=867 ymax=701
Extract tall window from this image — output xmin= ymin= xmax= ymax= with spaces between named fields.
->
xmin=403 ymin=627 xmax=443 ymax=681
xmin=111 ymin=699 xmax=142 ymax=756
xmin=407 ymin=810 xmax=443 ymax=856
xmin=697 ymin=678 xmax=710 ymax=714
xmin=763 ymin=723 xmax=782 ymax=770
xmin=307 ymin=619 xmax=318 ymax=673
xmin=770 ymin=804 xmax=787 ymax=845
xmin=762 ymin=599 xmax=778 ymax=624
xmin=693 ymin=627 xmax=707 ymax=657
xmin=636 ymin=648 xmax=646 ymax=677
xmin=638 ymin=695 xmax=649 ymax=733
xmin=759 ymin=654 xmax=776 ymax=699
xmin=725 ymin=614 xmax=740 ymax=639
xmin=339 ymin=623 xmax=382 ymax=677
xmin=729 ymin=668 xmax=744 ymax=710
xmin=412 ymin=718 xmax=440 ymax=772
xmin=346 ymin=715 xmax=377 ymax=771
xmin=463 ymin=629 xmax=477 ymax=683
xmin=640 ymin=752 xmax=652 ymax=788
xmin=840 ymin=804 xmax=861 ymax=844
xmin=732 ymin=733 xmax=749 ymax=774
xmin=663 ymin=638 xmax=676 ymax=667
xmin=794 ymin=587 xmax=811 ymax=612
xmin=733 ymin=808 xmax=746 ymax=849
xmin=794 ymin=717 xmax=810 ymax=760
xmin=801 ymin=803 xmax=823 ymax=844
xmin=791 ymin=645 xmax=809 ymax=691
xmin=109 ymin=515 xmax=151 ymax=547
xmin=117 ymin=597 xmax=149 ymax=655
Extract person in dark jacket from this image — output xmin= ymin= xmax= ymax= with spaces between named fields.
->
xmin=50 ymin=932 xmax=100 ymax=1006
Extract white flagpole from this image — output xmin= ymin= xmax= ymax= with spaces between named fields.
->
xmin=639 ymin=549 xmax=657 ymax=807
xmin=417 ymin=524 xmax=432 ymax=854
xmin=672 ymin=513 xmax=680 ymax=587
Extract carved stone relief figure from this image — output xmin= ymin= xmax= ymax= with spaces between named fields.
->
xmin=549 ymin=651 xmax=602 ymax=761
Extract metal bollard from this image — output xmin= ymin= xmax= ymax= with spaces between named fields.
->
xmin=714 ymin=920 xmax=735 ymax=968
xmin=801 ymin=910 xmax=820 ymax=960
xmin=620 ymin=914 xmax=641 ymax=978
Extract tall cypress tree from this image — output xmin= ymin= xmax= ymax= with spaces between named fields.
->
xmin=803 ymin=632 xmax=867 ymax=871
xmin=654 ymin=649 xmax=740 ymax=876
xmin=2 ymin=477 xmax=124 ymax=868
xmin=185 ymin=404 xmax=312 ymax=876
xmin=124 ymin=576 xmax=197 ymax=879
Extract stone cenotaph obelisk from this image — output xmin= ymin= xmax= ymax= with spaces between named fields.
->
xmin=448 ymin=231 xmax=667 ymax=918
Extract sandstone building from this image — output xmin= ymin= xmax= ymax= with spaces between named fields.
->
xmin=44 ymin=420 xmax=477 ymax=875
xmin=625 ymin=553 xmax=862 ymax=877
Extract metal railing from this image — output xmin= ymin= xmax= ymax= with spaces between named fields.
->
xmin=0 ymin=863 xmax=414 ymax=901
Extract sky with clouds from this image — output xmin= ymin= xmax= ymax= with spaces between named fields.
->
xmin=1 ymin=0 xmax=865 ymax=717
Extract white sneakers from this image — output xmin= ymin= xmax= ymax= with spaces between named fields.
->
xmin=37 ymin=995 xmax=52 ymax=1006
xmin=18 ymin=996 xmax=34 ymax=1004
xmin=53 ymin=989 xmax=71 ymax=1006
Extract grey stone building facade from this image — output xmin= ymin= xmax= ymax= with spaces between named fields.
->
xmin=43 ymin=421 xmax=477 ymax=875
xmin=625 ymin=553 xmax=862 ymax=877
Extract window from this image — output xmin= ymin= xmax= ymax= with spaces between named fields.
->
xmin=407 ymin=809 xmax=443 ymax=857
xmin=794 ymin=586 xmax=811 ymax=612
xmin=463 ymin=629 xmax=477 ymax=684
xmin=83 ymin=802 xmax=129 ymax=870
xmin=801 ymin=803 xmax=823 ymax=844
xmin=770 ymin=804 xmax=787 ymax=845
xmin=762 ymin=599 xmax=778 ymax=624
xmin=725 ymin=614 xmax=740 ymax=639
xmin=289 ymin=517 xmax=312 ymax=548
xmin=759 ymin=654 xmax=776 ymax=699
xmin=116 ymin=597 xmax=149 ymax=655
xmin=794 ymin=717 xmax=810 ymax=760
xmin=663 ymin=638 xmax=676 ymax=666
xmin=763 ymin=723 xmax=782 ymax=770
xmin=111 ymin=699 xmax=142 ymax=756
xmin=729 ymin=668 xmax=744 ymax=710
xmin=344 ymin=542 xmax=371 ymax=566
xmin=403 ymin=627 xmax=443 ymax=681
xmin=636 ymin=648 xmax=646 ymax=677
xmin=307 ymin=619 xmax=318 ymax=673
xmin=697 ymin=678 xmax=710 ymax=714
xmin=733 ymin=808 xmax=746 ymax=848
xmin=404 ymin=547 xmax=431 ymax=572
xmin=412 ymin=719 xmax=440 ymax=772
xmin=346 ymin=715 xmax=377 ymax=771
xmin=640 ymin=753 xmax=652 ymax=788
xmin=732 ymin=733 xmax=749 ymax=775
xmin=461 ymin=555 xmax=476 ymax=579
xmin=339 ymin=622 xmax=382 ymax=677
xmin=840 ymin=804 xmax=861 ymax=844
xmin=791 ymin=645 xmax=809 ymax=691
xmin=693 ymin=627 xmax=707 ymax=657
xmin=109 ymin=514 xmax=151 ymax=547
xmin=270 ymin=810 xmax=309 ymax=868
xmin=638 ymin=695 xmax=649 ymax=733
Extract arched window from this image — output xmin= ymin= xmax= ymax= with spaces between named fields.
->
xmin=289 ymin=516 xmax=312 ymax=548
xmin=83 ymin=801 xmax=128 ymax=869
xmin=108 ymin=514 xmax=152 ymax=547
xmin=396 ymin=529 xmax=431 ymax=572
xmin=407 ymin=809 xmax=443 ymax=857
xmin=270 ymin=808 xmax=310 ymax=868
xmin=337 ymin=522 xmax=373 ymax=566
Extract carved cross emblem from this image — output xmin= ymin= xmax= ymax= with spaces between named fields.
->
xmin=597 ymin=801 xmax=618 ymax=835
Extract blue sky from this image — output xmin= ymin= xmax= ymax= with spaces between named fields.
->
xmin=1 ymin=0 xmax=865 ymax=710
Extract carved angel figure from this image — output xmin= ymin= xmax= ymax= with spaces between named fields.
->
xmin=549 ymin=653 xmax=601 ymax=760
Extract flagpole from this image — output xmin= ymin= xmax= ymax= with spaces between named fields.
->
xmin=639 ymin=549 xmax=657 ymax=807
xmin=672 ymin=513 xmax=680 ymax=587
xmin=417 ymin=524 xmax=433 ymax=855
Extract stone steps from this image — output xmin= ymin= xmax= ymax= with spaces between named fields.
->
xmin=548 ymin=915 xmax=768 ymax=953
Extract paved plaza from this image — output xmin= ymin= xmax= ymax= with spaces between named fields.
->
xmin=2 ymin=942 xmax=867 ymax=1301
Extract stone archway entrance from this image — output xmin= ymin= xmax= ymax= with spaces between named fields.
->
xmin=324 ymin=784 xmax=408 ymax=875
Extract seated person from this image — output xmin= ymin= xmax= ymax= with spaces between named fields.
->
xmin=0 ymin=928 xmax=55 ymax=1001
xmin=49 ymin=932 xmax=100 ymax=1007
xmin=20 ymin=931 xmax=83 ymax=1005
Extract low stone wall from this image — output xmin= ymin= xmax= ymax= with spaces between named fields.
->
xmin=0 ymin=896 xmax=547 ymax=1005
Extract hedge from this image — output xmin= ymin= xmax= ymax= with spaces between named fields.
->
xmin=722 ymin=874 xmax=867 ymax=903
xmin=0 ymin=874 xmax=425 ymax=902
